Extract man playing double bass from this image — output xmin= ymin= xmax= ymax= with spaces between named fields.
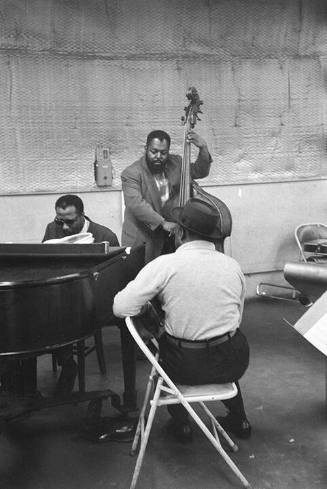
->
xmin=121 ymin=129 xmax=212 ymax=263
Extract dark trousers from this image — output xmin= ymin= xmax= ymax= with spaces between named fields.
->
xmin=159 ymin=329 xmax=250 ymax=423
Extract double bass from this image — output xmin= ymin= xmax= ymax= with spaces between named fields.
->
xmin=163 ymin=87 xmax=232 ymax=251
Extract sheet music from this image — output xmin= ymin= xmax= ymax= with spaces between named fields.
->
xmin=43 ymin=232 xmax=94 ymax=244
xmin=303 ymin=314 xmax=327 ymax=356
xmin=292 ymin=291 xmax=327 ymax=356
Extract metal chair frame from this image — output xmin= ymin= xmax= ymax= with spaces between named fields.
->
xmin=294 ymin=223 xmax=327 ymax=263
xmin=257 ymin=223 xmax=327 ymax=302
xmin=256 ymin=282 xmax=300 ymax=301
xmin=125 ymin=316 xmax=251 ymax=489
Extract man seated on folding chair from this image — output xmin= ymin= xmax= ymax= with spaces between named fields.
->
xmin=113 ymin=198 xmax=250 ymax=443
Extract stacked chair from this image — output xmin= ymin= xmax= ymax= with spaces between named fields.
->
xmin=294 ymin=223 xmax=327 ymax=263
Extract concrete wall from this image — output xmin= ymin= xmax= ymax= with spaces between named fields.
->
xmin=1 ymin=0 xmax=327 ymax=296
xmin=0 ymin=0 xmax=327 ymax=193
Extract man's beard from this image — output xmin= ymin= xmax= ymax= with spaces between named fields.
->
xmin=146 ymin=157 xmax=165 ymax=174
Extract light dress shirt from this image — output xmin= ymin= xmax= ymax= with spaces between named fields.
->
xmin=113 ymin=240 xmax=245 ymax=341
xmin=81 ymin=218 xmax=90 ymax=233
xmin=153 ymin=172 xmax=170 ymax=206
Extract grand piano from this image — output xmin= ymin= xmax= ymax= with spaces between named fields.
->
xmin=0 ymin=242 xmax=145 ymax=423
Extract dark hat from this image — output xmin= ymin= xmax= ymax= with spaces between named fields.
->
xmin=171 ymin=198 xmax=222 ymax=239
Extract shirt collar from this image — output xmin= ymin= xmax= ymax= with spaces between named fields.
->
xmin=176 ymin=240 xmax=216 ymax=252
xmin=81 ymin=218 xmax=90 ymax=233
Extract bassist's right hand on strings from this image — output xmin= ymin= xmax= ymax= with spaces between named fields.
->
xmin=161 ymin=220 xmax=177 ymax=234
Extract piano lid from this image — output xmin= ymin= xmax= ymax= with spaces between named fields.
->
xmin=0 ymin=242 xmax=124 ymax=257
xmin=0 ymin=243 xmax=128 ymax=283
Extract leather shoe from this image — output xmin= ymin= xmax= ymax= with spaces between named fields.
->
xmin=216 ymin=414 xmax=251 ymax=439
xmin=167 ymin=420 xmax=193 ymax=443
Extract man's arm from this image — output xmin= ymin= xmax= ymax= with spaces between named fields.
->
xmin=188 ymin=131 xmax=213 ymax=179
xmin=111 ymin=233 xmax=120 ymax=246
xmin=101 ymin=228 xmax=119 ymax=246
xmin=42 ymin=223 xmax=52 ymax=243
xmin=113 ymin=258 xmax=165 ymax=318
xmin=101 ymin=229 xmax=119 ymax=246
xmin=238 ymin=271 xmax=246 ymax=323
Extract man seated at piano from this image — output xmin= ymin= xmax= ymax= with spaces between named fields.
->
xmin=43 ymin=194 xmax=119 ymax=245
xmin=42 ymin=194 xmax=119 ymax=397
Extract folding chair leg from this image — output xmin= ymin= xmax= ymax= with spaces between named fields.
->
xmin=180 ymin=400 xmax=251 ymax=488
xmin=200 ymin=402 xmax=238 ymax=452
xmin=131 ymin=363 xmax=157 ymax=455
xmin=130 ymin=378 xmax=162 ymax=489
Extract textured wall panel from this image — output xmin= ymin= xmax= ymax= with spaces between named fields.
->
xmin=0 ymin=0 xmax=326 ymax=194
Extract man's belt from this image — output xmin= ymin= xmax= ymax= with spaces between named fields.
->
xmin=165 ymin=329 xmax=237 ymax=349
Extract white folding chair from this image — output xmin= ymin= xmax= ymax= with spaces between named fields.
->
xmin=125 ymin=317 xmax=251 ymax=489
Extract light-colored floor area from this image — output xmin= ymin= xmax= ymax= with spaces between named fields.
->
xmin=0 ymin=298 xmax=326 ymax=489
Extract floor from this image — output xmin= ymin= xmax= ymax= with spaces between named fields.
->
xmin=1 ymin=298 xmax=326 ymax=489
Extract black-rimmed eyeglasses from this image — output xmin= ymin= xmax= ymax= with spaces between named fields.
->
xmin=54 ymin=216 xmax=78 ymax=226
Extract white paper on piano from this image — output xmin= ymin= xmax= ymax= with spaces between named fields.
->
xmin=292 ymin=291 xmax=327 ymax=356
xmin=43 ymin=232 xmax=94 ymax=244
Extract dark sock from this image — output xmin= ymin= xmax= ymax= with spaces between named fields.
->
xmin=221 ymin=381 xmax=248 ymax=421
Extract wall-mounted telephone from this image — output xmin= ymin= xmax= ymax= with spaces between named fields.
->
xmin=94 ymin=145 xmax=112 ymax=187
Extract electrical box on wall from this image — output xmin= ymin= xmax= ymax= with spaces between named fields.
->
xmin=94 ymin=145 xmax=112 ymax=187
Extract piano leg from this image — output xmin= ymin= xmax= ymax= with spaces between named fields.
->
xmin=119 ymin=320 xmax=137 ymax=412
